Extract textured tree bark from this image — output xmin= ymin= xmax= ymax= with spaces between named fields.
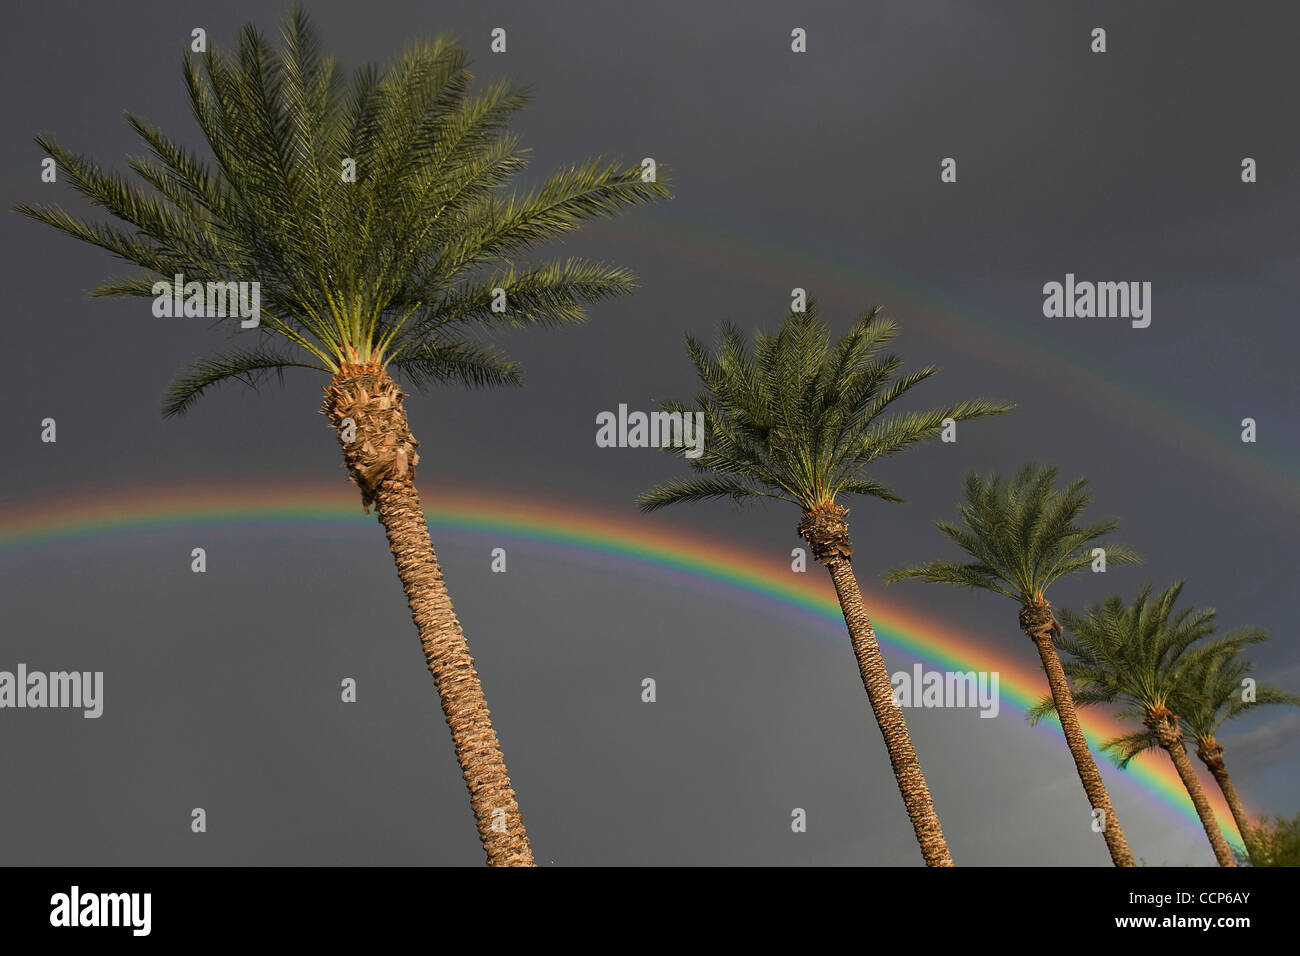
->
xmin=1021 ymin=600 xmax=1135 ymax=867
xmin=1146 ymin=710 xmax=1234 ymax=867
xmin=799 ymin=502 xmax=953 ymax=866
xmin=324 ymin=365 xmax=534 ymax=866
xmin=826 ymin=559 xmax=953 ymax=866
xmin=1197 ymin=738 xmax=1254 ymax=865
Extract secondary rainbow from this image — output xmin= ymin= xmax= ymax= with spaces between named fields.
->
xmin=617 ymin=211 xmax=1300 ymax=521
xmin=0 ymin=481 xmax=1244 ymax=852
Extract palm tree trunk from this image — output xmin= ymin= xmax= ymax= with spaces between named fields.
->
xmin=1197 ymin=739 xmax=1255 ymax=865
xmin=324 ymin=365 xmax=534 ymax=866
xmin=799 ymin=503 xmax=951 ymax=866
xmin=824 ymin=557 xmax=953 ymax=866
xmin=1020 ymin=601 xmax=1135 ymax=866
xmin=1159 ymin=733 xmax=1236 ymax=866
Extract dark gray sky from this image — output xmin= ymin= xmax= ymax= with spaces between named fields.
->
xmin=2 ymin=0 xmax=1297 ymax=865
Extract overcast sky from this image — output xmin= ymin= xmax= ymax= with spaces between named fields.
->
xmin=2 ymin=0 xmax=1297 ymax=865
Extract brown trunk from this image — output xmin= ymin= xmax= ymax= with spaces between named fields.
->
xmin=1197 ymin=738 xmax=1254 ymax=865
xmin=1020 ymin=599 xmax=1135 ymax=867
xmin=1145 ymin=708 xmax=1234 ymax=866
xmin=323 ymin=364 xmax=534 ymax=866
xmin=801 ymin=503 xmax=954 ymax=867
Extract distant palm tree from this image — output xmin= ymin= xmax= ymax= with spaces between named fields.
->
xmin=17 ymin=8 xmax=669 ymax=865
xmin=1105 ymin=637 xmax=1299 ymax=866
xmin=886 ymin=465 xmax=1140 ymax=866
xmin=638 ymin=302 xmax=1012 ymax=866
xmin=1031 ymin=583 xmax=1239 ymax=866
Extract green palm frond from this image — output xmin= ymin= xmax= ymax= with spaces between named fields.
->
xmin=637 ymin=475 xmax=791 ymax=512
xmin=886 ymin=462 xmax=1140 ymax=602
xmin=162 ymin=346 xmax=326 ymax=417
xmin=17 ymin=6 xmax=669 ymax=412
xmin=387 ymin=257 xmax=638 ymax=350
xmin=387 ymin=339 xmax=522 ymax=391
xmin=637 ymin=299 xmax=1012 ymax=513
xmin=429 ymin=159 xmax=666 ymax=273
xmin=1171 ymin=631 xmax=1300 ymax=741
xmin=1025 ymin=694 xmax=1057 ymax=725
xmin=836 ymin=477 xmax=905 ymax=503
xmin=1051 ymin=582 xmax=1238 ymax=721
xmin=853 ymin=401 xmax=1012 ymax=465
xmin=1101 ymin=729 xmax=1162 ymax=768
xmin=884 ymin=559 xmax=1016 ymax=598
xmin=1026 ymin=683 xmax=1120 ymax=726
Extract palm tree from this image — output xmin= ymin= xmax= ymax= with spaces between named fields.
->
xmin=1031 ymin=582 xmax=1240 ymax=866
xmin=17 ymin=9 xmax=669 ymax=865
xmin=638 ymin=302 xmax=1012 ymax=866
xmin=885 ymin=465 xmax=1140 ymax=866
xmin=1105 ymin=638 xmax=1299 ymax=866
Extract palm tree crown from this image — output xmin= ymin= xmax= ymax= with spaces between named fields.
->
xmin=1175 ymin=642 xmax=1300 ymax=744
xmin=886 ymin=463 xmax=1140 ymax=605
xmin=637 ymin=301 xmax=1011 ymax=515
xmin=17 ymin=7 xmax=669 ymax=415
xmin=1104 ymin=636 xmax=1299 ymax=767
xmin=1031 ymin=582 xmax=1230 ymax=725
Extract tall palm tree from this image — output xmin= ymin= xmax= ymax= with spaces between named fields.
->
xmin=1104 ymin=638 xmax=1299 ymax=866
xmin=885 ymin=465 xmax=1140 ymax=866
xmin=638 ymin=302 xmax=1012 ymax=866
xmin=1030 ymin=582 xmax=1240 ymax=866
xmin=17 ymin=9 xmax=669 ymax=865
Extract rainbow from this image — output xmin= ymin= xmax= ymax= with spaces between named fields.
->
xmin=0 ymin=481 xmax=1246 ymax=856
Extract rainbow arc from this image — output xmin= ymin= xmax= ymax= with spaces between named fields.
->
xmin=0 ymin=481 xmax=1246 ymax=852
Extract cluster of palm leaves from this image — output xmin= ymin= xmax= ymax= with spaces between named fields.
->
xmin=20 ymin=9 xmax=1294 ymax=866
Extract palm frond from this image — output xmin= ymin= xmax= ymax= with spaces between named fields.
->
xmin=1101 ymin=729 xmax=1162 ymax=768
xmin=387 ymin=339 xmax=522 ymax=390
xmin=637 ymin=476 xmax=791 ymax=512
xmin=884 ymin=560 xmax=1016 ymax=598
xmin=162 ymin=346 xmax=325 ymax=417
